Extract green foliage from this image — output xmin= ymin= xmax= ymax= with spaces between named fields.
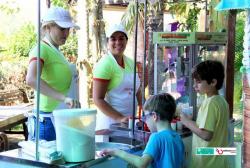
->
xmin=233 ymin=11 xmax=245 ymax=107
xmin=234 ymin=71 xmax=242 ymax=107
xmin=0 ymin=32 xmax=6 ymax=51
xmin=51 ymin=0 xmax=70 ymax=9
xmin=0 ymin=0 xmax=20 ymax=15
xmin=166 ymin=2 xmax=201 ymax=32
xmin=185 ymin=4 xmax=201 ymax=32
xmin=167 ymin=2 xmax=186 ymax=17
xmin=2 ymin=21 xmax=77 ymax=61
xmin=0 ymin=58 xmax=28 ymax=90
xmin=234 ymin=12 xmax=245 ymax=72
xmin=209 ymin=0 xmax=228 ymax=31
xmin=6 ymin=22 xmax=36 ymax=58
xmin=121 ymin=1 xmax=144 ymax=34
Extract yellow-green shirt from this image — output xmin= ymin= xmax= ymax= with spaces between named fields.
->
xmin=93 ymin=52 xmax=134 ymax=91
xmin=190 ymin=95 xmax=229 ymax=168
xmin=29 ymin=42 xmax=72 ymax=112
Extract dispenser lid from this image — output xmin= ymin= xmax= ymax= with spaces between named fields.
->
xmin=53 ymin=108 xmax=97 ymax=117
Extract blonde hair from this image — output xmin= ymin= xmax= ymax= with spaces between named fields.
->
xmin=41 ymin=21 xmax=56 ymax=38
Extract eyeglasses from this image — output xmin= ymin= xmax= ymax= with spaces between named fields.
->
xmin=141 ymin=111 xmax=154 ymax=122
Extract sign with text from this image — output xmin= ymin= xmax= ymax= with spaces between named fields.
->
xmin=196 ymin=147 xmax=236 ymax=155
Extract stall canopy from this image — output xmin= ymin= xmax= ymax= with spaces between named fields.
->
xmin=215 ymin=0 xmax=250 ymax=11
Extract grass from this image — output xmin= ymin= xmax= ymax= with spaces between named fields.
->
xmin=11 ymin=124 xmax=23 ymax=131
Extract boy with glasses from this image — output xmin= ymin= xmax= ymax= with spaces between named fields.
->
xmin=100 ymin=93 xmax=184 ymax=168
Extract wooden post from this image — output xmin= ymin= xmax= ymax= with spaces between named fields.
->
xmin=225 ymin=10 xmax=237 ymax=119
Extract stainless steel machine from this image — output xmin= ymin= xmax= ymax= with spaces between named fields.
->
xmin=153 ymin=32 xmax=227 ymax=119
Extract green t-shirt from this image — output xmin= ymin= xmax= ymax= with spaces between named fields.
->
xmin=191 ymin=95 xmax=229 ymax=168
xmin=29 ymin=42 xmax=72 ymax=112
xmin=93 ymin=52 xmax=134 ymax=91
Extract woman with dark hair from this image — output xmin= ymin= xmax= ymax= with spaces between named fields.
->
xmin=93 ymin=24 xmax=141 ymax=131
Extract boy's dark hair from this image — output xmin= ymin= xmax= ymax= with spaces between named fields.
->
xmin=192 ymin=60 xmax=225 ymax=90
xmin=143 ymin=93 xmax=176 ymax=122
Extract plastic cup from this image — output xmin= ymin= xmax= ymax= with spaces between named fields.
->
xmin=171 ymin=119 xmax=177 ymax=130
xmin=181 ymin=106 xmax=193 ymax=116
xmin=177 ymin=121 xmax=183 ymax=130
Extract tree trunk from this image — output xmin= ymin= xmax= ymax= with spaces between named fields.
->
xmin=209 ymin=0 xmax=228 ymax=31
xmin=77 ymin=0 xmax=91 ymax=107
xmin=132 ymin=19 xmax=144 ymax=64
xmin=147 ymin=2 xmax=164 ymax=95
xmin=46 ymin=0 xmax=51 ymax=8
xmin=77 ymin=0 xmax=107 ymax=107
xmin=90 ymin=0 xmax=107 ymax=63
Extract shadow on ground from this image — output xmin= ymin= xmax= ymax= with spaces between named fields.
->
xmin=7 ymin=134 xmax=25 ymax=150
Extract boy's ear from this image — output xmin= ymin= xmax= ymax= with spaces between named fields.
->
xmin=211 ymin=79 xmax=217 ymax=86
xmin=152 ymin=113 xmax=159 ymax=121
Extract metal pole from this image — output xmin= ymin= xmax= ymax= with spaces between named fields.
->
xmin=35 ymin=0 xmax=41 ymax=161
xmin=132 ymin=0 xmax=139 ymax=144
xmin=141 ymin=0 xmax=147 ymax=144
xmin=142 ymin=0 xmax=147 ymax=108
xmin=154 ymin=44 xmax=158 ymax=95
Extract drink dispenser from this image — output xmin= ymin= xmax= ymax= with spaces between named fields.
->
xmin=53 ymin=109 xmax=97 ymax=162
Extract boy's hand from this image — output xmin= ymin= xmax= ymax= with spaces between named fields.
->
xmin=180 ymin=112 xmax=192 ymax=120
xmin=99 ymin=149 xmax=119 ymax=157
xmin=180 ymin=112 xmax=192 ymax=125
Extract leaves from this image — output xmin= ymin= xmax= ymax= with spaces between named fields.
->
xmin=50 ymin=0 xmax=70 ymax=9
xmin=0 ymin=0 xmax=20 ymax=15
xmin=185 ymin=4 xmax=201 ymax=31
xmin=166 ymin=2 xmax=201 ymax=32
xmin=234 ymin=11 xmax=245 ymax=72
xmin=167 ymin=2 xmax=186 ymax=18
xmin=5 ymin=22 xmax=36 ymax=58
xmin=121 ymin=1 xmax=145 ymax=34
xmin=60 ymin=32 xmax=78 ymax=63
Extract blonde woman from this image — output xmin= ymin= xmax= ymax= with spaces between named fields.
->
xmin=26 ymin=6 xmax=80 ymax=141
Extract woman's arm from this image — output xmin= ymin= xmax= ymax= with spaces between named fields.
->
xmin=26 ymin=60 xmax=76 ymax=107
xmin=93 ymin=80 xmax=128 ymax=122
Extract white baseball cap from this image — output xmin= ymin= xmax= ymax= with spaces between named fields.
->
xmin=42 ymin=6 xmax=80 ymax=30
xmin=106 ymin=24 xmax=128 ymax=39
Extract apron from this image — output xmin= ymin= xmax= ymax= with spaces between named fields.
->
xmin=96 ymin=67 xmax=140 ymax=130
xmin=27 ymin=38 xmax=79 ymax=140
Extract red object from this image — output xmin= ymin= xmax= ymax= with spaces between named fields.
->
xmin=171 ymin=119 xmax=177 ymax=123
xmin=143 ymin=123 xmax=150 ymax=132
xmin=138 ymin=105 xmax=142 ymax=120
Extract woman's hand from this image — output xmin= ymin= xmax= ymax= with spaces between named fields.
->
xmin=64 ymin=97 xmax=81 ymax=108
xmin=119 ymin=116 xmax=129 ymax=124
